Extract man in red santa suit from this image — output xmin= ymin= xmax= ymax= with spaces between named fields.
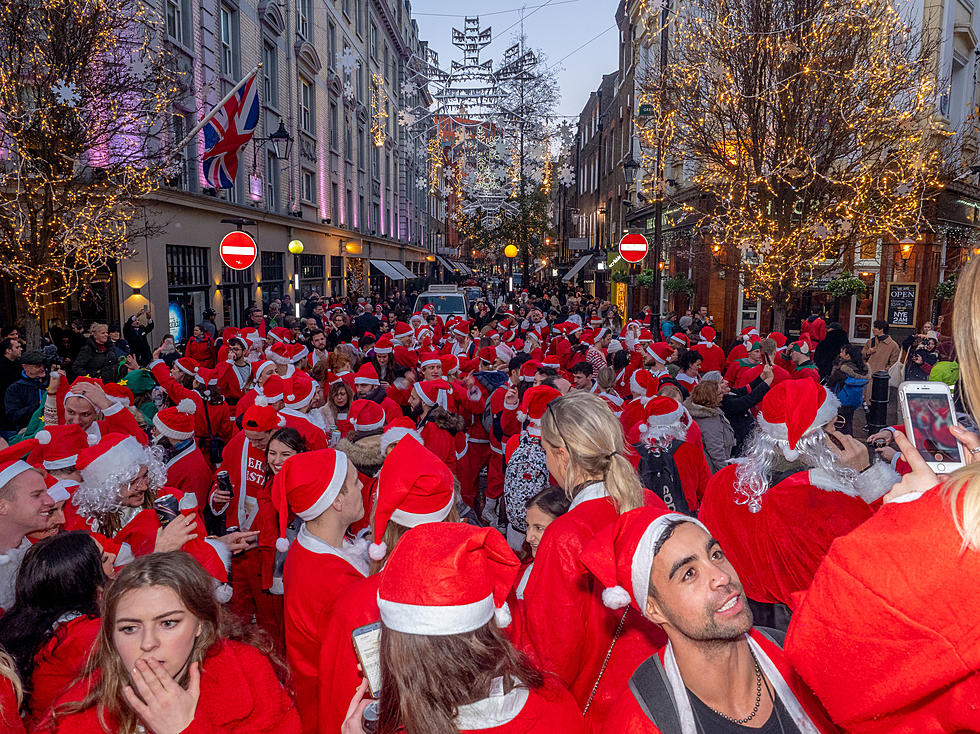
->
xmin=150 ymin=398 xmax=213 ymax=508
xmin=337 ymin=522 xmax=588 ymax=734
xmin=233 ymin=357 xmax=278 ymax=418
xmin=316 ymin=437 xmax=456 ymax=734
xmin=280 ymin=372 xmax=328 ymax=449
xmin=216 ymin=335 xmax=252 ymax=405
xmin=584 ymin=506 xmax=836 ymax=733
xmin=619 ymin=367 xmax=660 ymax=435
xmin=697 ymin=378 xmax=897 ymax=612
xmin=45 ymin=371 xmax=147 ymax=445
xmin=277 ymin=448 xmax=366 ymax=734
xmin=444 ymin=318 xmax=477 ymax=358
xmin=690 ymin=326 xmax=726 ymax=374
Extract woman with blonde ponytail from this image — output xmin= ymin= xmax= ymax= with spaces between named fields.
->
xmin=523 ymin=392 xmax=666 ymax=730
xmin=785 ymin=254 xmax=980 ymax=733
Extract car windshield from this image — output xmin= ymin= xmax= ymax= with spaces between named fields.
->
xmin=416 ymin=295 xmax=466 ymax=314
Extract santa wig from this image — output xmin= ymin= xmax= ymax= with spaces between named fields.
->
xmin=73 ymin=442 xmax=168 ymax=520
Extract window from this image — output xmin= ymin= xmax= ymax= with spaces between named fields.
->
xmin=331 ymin=183 xmax=339 ymax=220
xmin=346 ymin=189 xmax=353 ymax=226
xmin=220 ymin=265 xmax=254 ymax=328
xmin=370 ymin=22 xmax=378 ymax=58
xmin=330 ymin=255 xmax=344 ymax=297
xmin=355 ymin=0 xmax=363 ymax=35
xmin=345 ymin=119 xmax=353 ymax=159
xmin=384 ymin=45 xmax=389 ymax=81
xmin=297 ymin=0 xmax=311 ymax=38
xmin=166 ymin=245 xmax=211 ymax=287
xmin=330 ymin=102 xmax=339 ymax=149
xmin=265 ymin=151 xmax=280 ymax=211
xmin=302 ymin=169 xmax=315 ymax=202
xmin=298 ymin=254 xmax=326 ymax=299
xmin=169 ymin=113 xmax=191 ymax=190
xmin=359 ymin=195 xmax=365 ymax=229
xmin=261 ymin=251 xmax=285 ymax=305
xmin=357 ymin=128 xmax=365 ymax=168
xmin=385 ymin=152 xmax=390 ymax=188
xmin=166 ymin=0 xmax=184 ymax=43
xmin=328 ymin=23 xmax=337 ymax=69
xmin=262 ymin=42 xmax=278 ymax=107
xmin=357 ymin=65 xmax=364 ymax=101
xmin=220 ymin=5 xmax=236 ymax=76
xmin=300 ymin=77 xmax=313 ymax=133
xmin=371 ymin=202 xmax=379 ymax=232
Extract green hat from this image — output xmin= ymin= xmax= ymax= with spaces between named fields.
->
xmin=118 ymin=368 xmax=157 ymax=395
xmin=929 ymin=361 xmax=959 ymax=387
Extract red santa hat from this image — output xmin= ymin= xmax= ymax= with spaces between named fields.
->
xmin=152 ymin=398 xmax=197 ymax=441
xmin=221 ymin=327 xmax=240 ymax=342
xmin=740 ymin=326 xmax=759 ymax=340
xmin=541 ymin=355 xmax=561 ymax=371
xmin=368 ymin=439 xmax=455 ymax=560
xmin=440 ymin=354 xmax=460 ymax=377
xmin=76 ymin=434 xmax=147 ymax=489
xmin=629 ymin=368 xmax=660 ymax=399
xmin=30 ymin=424 xmax=91 ymax=471
xmin=251 ymin=359 xmax=276 ymax=381
xmin=193 ymin=366 xmax=219 ymax=387
xmin=272 ymin=448 xmax=349 ymax=551
xmin=378 ymin=523 xmax=520 ymax=633
xmin=517 ymin=385 xmax=561 ymax=432
xmin=284 ymin=373 xmax=316 ymax=410
xmin=414 ymin=379 xmax=452 ymax=410
xmin=266 ymin=341 xmax=291 ymax=365
xmin=758 ymin=379 xmax=839 ymax=461
xmin=669 ymin=332 xmax=690 ymax=349
xmin=175 ymin=357 xmax=198 ymax=377
xmin=374 ymin=336 xmax=394 ymax=355
xmin=452 ymin=320 xmax=472 ymax=338
xmin=261 ymin=375 xmax=286 ymax=403
xmin=767 ymin=332 xmax=788 ymax=349
xmin=379 ymin=417 xmax=423 ymax=455
xmin=354 ymin=363 xmax=381 ymax=387
xmin=103 ymin=382 xmax=134 ymax=407
xmin=267 ymin=326 xmax=294 ymax=344
xmin=478 ymin=346 xmax=496 ymax=366
xmin=699 ymin=326 xmax=717 ymax=343
xmin=392 ymin=321 xmax=414 ymax=342
xmin=0 ymin=439 xmax=42 ymax=493
xmin=581 ymin=506 xmax=708 ymax=611
xmin=349 ymin=399 xmax=386 ymax=432
xmin=239 ymin=327 xmax=262 ymax=345
xmin=638 ymin=329 xmax=654 ymax=343
xmin=191 ymin=542 xmax=234 ymax=603
xmin=645 ymin=342 xmax=674 ymax=365
xmin=519 ymin=360 xmax=541 ymax=383
xmin=43 ymin=474 xmax=73 ymax=504
xmin=637 ymin=396 xmax=689 ymax=446
xmin=419 ymin=351 xmax=442 ymax=369
xmin=242 ymin=403 xmax=284 ymax=432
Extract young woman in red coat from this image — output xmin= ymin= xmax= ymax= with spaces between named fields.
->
xmin=183 ymin=326 xmax=216 ymax=369
xmin=37 ymin=551 xmax=300 ymax=734
xmin=0 ymin=532 xmax=104 ymax=726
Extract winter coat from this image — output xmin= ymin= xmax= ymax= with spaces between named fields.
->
xmin=813 ymin=326 xmax=850 ymax=378
xmin=720 ymin=376 xmax=771 ymax=454
xmin=335 ymin=432 xmax=384 ymax=477
xmin=4 ymin=372 xmax=47 ymax=430
xmin=829 ymin=360 xmax=870 ymax=408
xmin=123 ymin=316 xmax=154 ymax=365
xmin=185 ymin=334 xmax=216 ymax=368
xmin=70 ymin=338 xmax=123 ymax=383
xmin=684 ymin=399 xmax=736 ymax=473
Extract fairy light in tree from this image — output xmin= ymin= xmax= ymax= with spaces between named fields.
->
xmin=370 ymin=73 xmax=388 ymax=147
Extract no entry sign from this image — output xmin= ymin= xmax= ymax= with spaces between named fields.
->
xmin=619 ymin=233 xmax=649 ymax=264
xmin=220 ymin=231 xmax=257 ymax=270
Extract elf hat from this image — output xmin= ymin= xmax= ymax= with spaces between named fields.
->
xmin=581 ymin=505 xmax=709 ymax=612
xmin=746 ymin=337 xmax=763 ymax=353
xmin=379 ymin=417 xmax=423 ymax=456
xmin=354 ymin=363 xmax=381 ymax=387
xmin=272 ymin=448 xmax=350 ymax=551
xmin=374 ymin=336 xmax=394 ymax=355
xmin=285 ymin=372 xmax=317 ymax=410
xmin=414 ymin=379 xmax=452 ymax=410
xmin=0 ymin=439 xmax=42 ymax=493
xmin=787 ymin=340 xmax=811 ymax=356
xmin=378 ymin=523 xmax=520 ymax=634
xmin=76 ymin=434 xmax=147 ymax=489
xmin=242 ymin=403 xmax=284 ymax=433
xmin=30 ymin=424 xmax=91 ymax=471
xmin=758 ymin=379 xmax=839 ymax=461
xmin=349 ymin=399 xmax=386 ymax=432
xmin=152 ymin=398 xmax=197 ymax=441
xmin=368 ymin=439 xmax=455 ymax=560
xmin=629 ymin=368 xmax=660 ymax=399
xmin=261 ymin=375 xmax=286 ymax=403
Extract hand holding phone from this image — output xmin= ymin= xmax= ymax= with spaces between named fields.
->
xmin=898 ymin=381 xmax=965 ymax=472
xmin=351 ymin=623 xmax=382 ymax=699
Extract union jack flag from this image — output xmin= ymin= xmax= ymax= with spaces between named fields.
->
xmin=201 ymin=71 xmax=260 ymax=189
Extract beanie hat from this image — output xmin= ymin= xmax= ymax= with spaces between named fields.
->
xmin=349 ymin=399 xmax=386 ymax=432
xmin=629 ymin=368 xmax=660 ymax=399
xmin=378 ymin=523 xmax=520 ymax=634
xmin=758 ymin=379 xmax=839 ymax=461
xmin=242 ymin=403 xmax=284 ymax=433
xmin=152 ymin=398 xmax=197 ymax=441
xmin=607 ymin=339 xmax=623 ymax=355
xmin=354 ymin=363 xmax=381 ymax=387
xmin=374 ymin=336 xmax=394 ymax=355
xmin=414 ymin=379 xmax=452 ymax=409
xmin=379 ymin=417 xmax=423 ymax=456
xmin=930 ymin=360 xmax=959 ymax=386
xmin=76 ymin=434 xmax=147 ymax=489
xmin=284 ymin=372 xmax=317 ymax=410
xmin=0 ymin=439 xmax=41 ymax=492
xmin=30 ymin=424 xmax=91 ymax=470
xmin=581 ymin=506 xmax=708 ymax=611
xmin=368 ymin=438 xmax=455 ymax=560
xmin=272 ymin=448 xmax=350 ymax=551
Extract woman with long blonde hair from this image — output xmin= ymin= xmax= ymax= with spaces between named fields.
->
xmin=522 ymin=391 xmax=665 ymax=729
xmin=39 ymin=551 xmax=299 ymax=734
xmin=785 ymin=254 xmax=980 ymax=733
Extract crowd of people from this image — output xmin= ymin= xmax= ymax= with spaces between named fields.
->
xmin=0 ymin=272 xmax=974 ymax=734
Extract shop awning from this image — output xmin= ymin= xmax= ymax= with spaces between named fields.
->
xmin=454 ymin=261 xmax=474 ymax=276
xmin=370 ymin=259 xmax=406 ymax=280
xmin=562 ymin=254 xmax=593 ymax=282
xmin=436 ymin=255 xmax=458 ymax=273
xmin=389 ymin=261 xmax=416 ymax=279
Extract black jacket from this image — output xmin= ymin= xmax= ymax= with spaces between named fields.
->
xmin=3 ymin=372 xmax=47 ymax=429
xmin=123 ymin=316 xmax=154 ymax=365
xmin=721 ymin=376 xmax=771 ymax=455
xmin=71 ymin=338 xmax=125 ymax=383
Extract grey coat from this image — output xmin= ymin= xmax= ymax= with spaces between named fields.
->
xmin=684 ymin=399 xmax=736 ymax=473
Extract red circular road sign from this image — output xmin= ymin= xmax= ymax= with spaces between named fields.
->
xmin=219 ymin=231 xmax=257 ymax=270
xmin=619 ymin=233 xmax=649 ymax=264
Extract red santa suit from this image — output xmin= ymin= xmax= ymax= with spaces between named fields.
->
xmin=149 ymin=360 xmax=235 ymax=443
xmin=28 ymin=615 xmax=100 ymax=726
xmin=690 ymin=327 xmax=726 ymax=374
xmin=786 ymin=486 xmax=980 ymax=733
xmin=216 ymin=357 xmax=252 ymax=403
xmin=485 ymin=381 xmax=522 ymax=499
xmin=523 ymin=483 xmax=669 ymax=728
xmin=39 ymin=640 xmax=300 ymax=734
xmin=0 ymin=674 xmax=23 ymax=734
xmin=163 ymin=440 xmax=214 ymax=514
xmin=455 ymin=680 xmax=589 ymax=734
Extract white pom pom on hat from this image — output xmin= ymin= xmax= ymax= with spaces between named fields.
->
xmin=214 ymin=582 xmax=233 ymax=604
xmin=35 ymin=430 xmax=51 ymax=445
xmin=494 ymin=601 xmax=513 ymax=628
xmin=602 ymin=585 xmax=632 ymax=610
xmin=255 ymin=395 xmax=270 ymax=408
xmin=177 ymin=398 xmax=195 ymax=414
xmin=275 ymin=537 xmax=291 ymax=553
xmin=368 ymin=541 xmax=388 ymax=561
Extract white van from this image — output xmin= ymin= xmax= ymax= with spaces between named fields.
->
xmin=414 ymin=285 xmax=469 ymax=318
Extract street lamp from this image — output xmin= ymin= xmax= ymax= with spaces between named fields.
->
xmin=899 ymin=236 xmax=915 ymax=270
xmin=255 ymin=118 xmax=293 ymax=161
xmin=623 ymin=153 xmax=640 ymax=187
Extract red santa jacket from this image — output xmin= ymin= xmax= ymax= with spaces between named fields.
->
xmin=150 ymin=360 xmax=235 ymax=443
xmin=216 ymin=359 xmax=251 ymax=403
xmin=489 ymin=383 xmax=522 ymax=452
xmin=698 ymin=464 xmax=874 ymax=608
xmin=600 ymin=629 xmax=836 ymax=733
xmin=786 ymin=486 xmax=980 ymax=733
xmin=29 ymin=615 xmax=100 ymax=726
xmin=210 ymin=431 xmax=268 ymax=530
xmin=0 ymin=674 xmax=23 ymax=734
xmin=690 ymin=342 xmax=726 ymax=374
xmin=38 ymin=640 xmax=300 ymax=734
xmin=523 ymin=484 xmax=669 ymax=729
xmin=801 ymin=316 xmax=828 ymax=344
xmin=164 ymin=441 xmax=214 ymax=510
xmin=283 ymin=525 xmax=368 ymax=734
xmin=455 ymin=678 xmax=589 ymax=734
xmin=280 ymin=409 xmax=328 ymax=450
xmin=185 ymin=334 xmax=216 ymax=368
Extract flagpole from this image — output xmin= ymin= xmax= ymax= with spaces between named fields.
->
xmin=175 ymin=63 xmax=262 ymax=153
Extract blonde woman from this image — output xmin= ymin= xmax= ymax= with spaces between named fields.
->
xmin=522 ymin=392 xmax=665 ymax=729
xmin=785 ymin=255 xmax=980 ymax=733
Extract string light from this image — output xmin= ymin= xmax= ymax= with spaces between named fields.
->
xmin=370 ymin=73 xmax=388 ymax=148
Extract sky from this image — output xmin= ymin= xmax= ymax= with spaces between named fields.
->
xmin=409 ymin=0 xmax=621 ymax=122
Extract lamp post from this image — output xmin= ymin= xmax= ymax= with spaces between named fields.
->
xmin=255 ymin=118 xmax=294 ymax=161
xmin=899 ymin=236 xmax=915 ymax=273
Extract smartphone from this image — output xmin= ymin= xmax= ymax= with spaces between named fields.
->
xmin=898 ymin=381 xmax=965 ymax=472
xmin=351 ymin=622 xmax=382 ymax=699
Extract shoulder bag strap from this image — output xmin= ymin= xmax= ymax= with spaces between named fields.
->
xmin=627 ymin=653 xmax=684 ymax=734
xmin=583 ymin=607 xmax=629 ymax=715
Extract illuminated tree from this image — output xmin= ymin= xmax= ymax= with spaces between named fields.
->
xmin=637 ymin=0 xmax=948 ymax=329
xmin=0 ymin=0 xmax=182 ymax=341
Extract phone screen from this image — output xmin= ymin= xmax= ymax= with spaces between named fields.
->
xmin=905 ymin=393 xmax=962 ymax=463
xmin=351 ymin=623 xmax=382 ymax=698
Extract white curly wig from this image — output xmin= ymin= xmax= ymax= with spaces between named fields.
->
xmin=73 ymin=436 xmax=168 ymax=519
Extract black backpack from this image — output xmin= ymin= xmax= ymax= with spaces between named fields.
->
xmin=635 ymin=440 xmax=690 ymax=515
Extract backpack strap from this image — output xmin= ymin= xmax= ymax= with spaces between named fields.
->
xmin=754 ymin=626 xmax=787 ymax=648
xmin=627 ymin=655 xmax=684 ymax=734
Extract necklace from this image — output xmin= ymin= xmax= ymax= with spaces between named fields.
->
xmin=706 ymin=652 xmax=762 ymax=725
